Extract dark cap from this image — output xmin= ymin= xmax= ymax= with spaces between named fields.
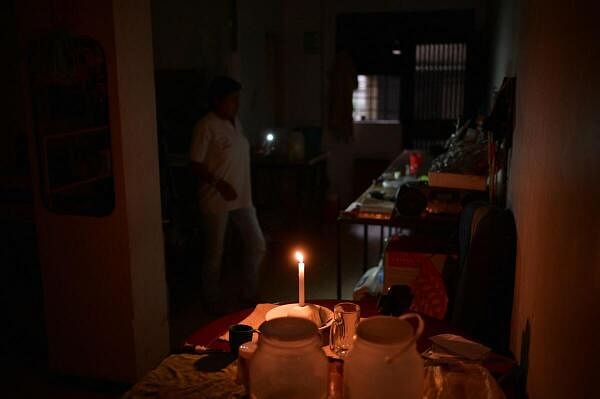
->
xmin=209 ymin=76 xmax=242 ymax=104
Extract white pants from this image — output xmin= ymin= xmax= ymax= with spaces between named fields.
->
xmin=200 ymin=207 xmax=266 ymax=303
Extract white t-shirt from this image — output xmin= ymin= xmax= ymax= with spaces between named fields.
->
xmin=190 ymin=112 xmax=252 ymax=213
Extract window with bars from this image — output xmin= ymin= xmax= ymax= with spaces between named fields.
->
xmin=414 ymin=43 xmax=467 ymax=120
xmin=352 ymin=75 xmax=401 ymax=122
xmin=352 ymin=43 xmax=467 ymax=123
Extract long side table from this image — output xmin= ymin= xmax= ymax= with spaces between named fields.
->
xmin=336 ymin=210 xmax=458 ymax=299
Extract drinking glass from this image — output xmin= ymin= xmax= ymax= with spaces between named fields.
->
xmin=329 ymin=302 xmax=360 ymax=357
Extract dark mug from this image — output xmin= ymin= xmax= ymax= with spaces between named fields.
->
xmin=377 ymin=284 xmax=413 ymax=316
xmin=229 ymin=324 xmax=255 ymax=357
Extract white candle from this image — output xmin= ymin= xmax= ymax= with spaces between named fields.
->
xmin=295 ymin=251 xmax=305 ymax=306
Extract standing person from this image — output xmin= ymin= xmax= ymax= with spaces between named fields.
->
xmin=190 ymin=76 xmax=265 ymax=312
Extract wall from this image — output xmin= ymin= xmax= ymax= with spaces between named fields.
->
xmin=16 ymin=0 xmax=169 ymax=382
xmin=151 ymin=1 xmax=492 ymax=205
xmin=318 ymin=0 xmax=489 ymax=206
xmin=237 ymin=0 xmax=283 ymax=141
xmin=149 ymin=0 xmax=285 ymax=148
xmin=240 ymin=0 xmax=490 ymax=135
xmin=328 ymin=123 xmax=404 ymax=205
xmin=487 ymin=0 xmax=519 ymax=110
xmin=0 ymin=1 xmax=18 ymax=175
xmin=112 ymin=0 xmax=170 ymax=379
xmin=150 ymin=0 xmax=243 ymax=155
xmin=281 ymin=0 xmax=323 ymax=128
xmin=508 ymin=1 xmax=600 ymax=397
xmin=151 ymin=0 xmax=233 ymax=74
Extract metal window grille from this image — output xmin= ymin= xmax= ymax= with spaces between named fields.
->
xmin=414 ymin=43 xmax=467 ymax=120
xmin=353 ymin=75 xmax=401 ymax=122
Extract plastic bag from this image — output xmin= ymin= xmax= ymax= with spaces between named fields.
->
xmin=353 ymin=261 xmax=384 ymax=301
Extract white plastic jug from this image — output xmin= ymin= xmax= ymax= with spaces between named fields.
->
xmin=241 ymin=317 xmax=328 ymax=399
xmin=343 ymin=313 xmax=424 ymax=399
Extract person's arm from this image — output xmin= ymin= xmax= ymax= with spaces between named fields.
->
xmin=190 ymin=161 xmax=237 ymax=201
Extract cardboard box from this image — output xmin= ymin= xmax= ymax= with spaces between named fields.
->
xmin=428 ymin=172 xmax=487 ymax=191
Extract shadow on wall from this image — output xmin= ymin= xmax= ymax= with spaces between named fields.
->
xmin=517 ymin=319 xmax=531 ymax=399
xmin=326 ymin=123 xmax=403 ymax=207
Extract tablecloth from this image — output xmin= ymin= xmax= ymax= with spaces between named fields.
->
xmin=123 ymin=353 xmax=505 ymax=399
xmin=123 ymin=354 xmax=244 ymax=399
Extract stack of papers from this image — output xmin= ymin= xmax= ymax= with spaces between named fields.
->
xmin=358 ymin=197 xmax=396 ymax=214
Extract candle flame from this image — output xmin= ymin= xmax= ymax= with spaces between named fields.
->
xmin=295 ymin=251 xmax=304 ymax=263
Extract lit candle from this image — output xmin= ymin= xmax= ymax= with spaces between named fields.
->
xmin=289 ymin=250 xmax=321 ymax=326
xmin=295 ymin=251 xmax=305 ymax=306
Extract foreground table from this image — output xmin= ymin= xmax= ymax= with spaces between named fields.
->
xmin=125 ymin=299 xmax=516 ymax=398
xmin=186 ymin=299 xmax=514 ymax=375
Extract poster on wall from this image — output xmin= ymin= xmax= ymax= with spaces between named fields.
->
xmin=28 ymin=31 xmax=115 ymax=216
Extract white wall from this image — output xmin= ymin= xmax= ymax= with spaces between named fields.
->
xmin=113 ymin=0 xmax=170 ymax=379
xmin=282 ymin=0 xmax=323 ymax=127
xmin=237 ymin=0 xmax=323 ymax=141
xmin=151 ymin=0 xmax=232 ymax=74
xmin=151 ymin=0 xmax=284 ymax=142
xmin=326 ymin=123 xmax=403 ymax=205
xmin=237 ymin=0 xmax=282 ymax=141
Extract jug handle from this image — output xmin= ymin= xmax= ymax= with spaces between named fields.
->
xmin=384 ymin=313 xmax=425 ymax=364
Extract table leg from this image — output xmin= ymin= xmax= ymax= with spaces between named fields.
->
xmin=379 ymin=225 xmax=384 ymax=256
xmin=337 ymin=221 xmax=342 ymax=300
xmin=363 ymin=224 xmax=368 ymax=272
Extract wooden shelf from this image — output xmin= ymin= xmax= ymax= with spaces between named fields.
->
xmin=43 ymin=125 xmax=109 ymax=140
xmin=50 ymin=173 xmax=112 ymax=194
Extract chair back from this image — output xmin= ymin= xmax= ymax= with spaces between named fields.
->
xmin=451 ymin=202 xmax=517 ymax=354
